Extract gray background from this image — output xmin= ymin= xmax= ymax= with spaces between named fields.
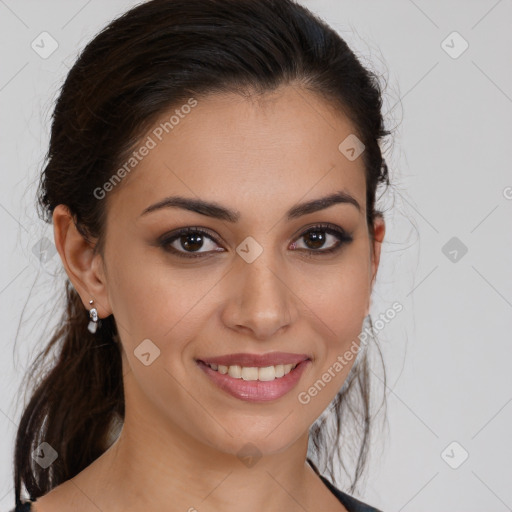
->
xmin=1 ymin=1 xmax=511 ymax=510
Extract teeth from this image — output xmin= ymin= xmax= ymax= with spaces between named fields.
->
xmin=206 ymin=362 xmax=298 ymax=381
xmin=228 ymin=365 xmax=242 ymax=379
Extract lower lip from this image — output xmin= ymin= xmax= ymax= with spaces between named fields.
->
xmin=196 ymin=359 xmax=311 ymax=402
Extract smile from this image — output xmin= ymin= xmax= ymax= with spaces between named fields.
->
xmin=196 ymin=359 xmax=311 ymax=402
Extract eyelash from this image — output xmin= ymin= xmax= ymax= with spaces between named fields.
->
xmin=158 ymin=223 xmax=353 ymax=260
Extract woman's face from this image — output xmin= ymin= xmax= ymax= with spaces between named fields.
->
xmin=98 ymin=85 xmax=384 ymax=459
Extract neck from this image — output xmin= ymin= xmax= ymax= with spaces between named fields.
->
xmin=69 ymin=389 xmax=320 ymax=512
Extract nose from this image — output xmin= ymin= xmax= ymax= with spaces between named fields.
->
xmin=220 ymin=255 xmax=297 ymax=340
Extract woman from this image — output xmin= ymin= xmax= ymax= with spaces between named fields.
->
xmin=11 ymin=0 xmax=391 ymax=510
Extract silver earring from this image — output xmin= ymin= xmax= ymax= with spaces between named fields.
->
xmin=88 ymin=299 xmax=99 ymax=333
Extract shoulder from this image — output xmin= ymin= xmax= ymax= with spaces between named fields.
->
xmin=318 ymin=474 xmax=384 ymax=512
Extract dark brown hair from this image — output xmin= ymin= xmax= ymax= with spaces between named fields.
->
xmin=14 ymin=0 xmax=391 ymax=505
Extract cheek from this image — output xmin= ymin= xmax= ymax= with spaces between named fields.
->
xmin=306 ymin=278 xmax=367 ymax=326
xmin=309 ymin=285 xmax=368 ymax=379
xmin=296 ymin=251 xmax=370 ymax=378
xmin=106 ymin=241 xmax=211 ymax=340
xmin=111 ymin=259 xmax=207 ymax=406
xmin=296 ymin=255 xmax=370 ymax=331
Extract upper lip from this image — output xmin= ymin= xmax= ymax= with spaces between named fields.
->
xmin=197 ymin=352 xmax=311 ymax=367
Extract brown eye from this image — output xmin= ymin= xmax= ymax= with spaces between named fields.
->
xmin=302 ymin=229 xmax=327 ymax=250
xmin=291 ymin=223 xmax=353 ymax=255
xmin=179 ymin=232 xmax=205 ymax=252
xmin=159 ymin=227 xmax=224 ymax=258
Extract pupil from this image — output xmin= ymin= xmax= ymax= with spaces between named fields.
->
xmin=305 ymin=230 xmax=325 ymax=249
xmin=182 ymin=233 xmax=203 ymax=251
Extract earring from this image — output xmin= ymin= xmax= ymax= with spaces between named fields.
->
xmin=88 ymin=299 xmax=99 ymax=333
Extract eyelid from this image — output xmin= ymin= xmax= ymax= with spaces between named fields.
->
xmin=290 ymin=221 xmax=349 ymax=240
xmin=158 ymin=225 xmax=219 ymax=241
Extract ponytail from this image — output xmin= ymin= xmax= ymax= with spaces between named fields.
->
xmin=14 ymin=280 xmax=124 ymax=501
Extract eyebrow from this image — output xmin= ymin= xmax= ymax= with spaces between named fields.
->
xmin=139 ymin=190 xmax=361 ymax=222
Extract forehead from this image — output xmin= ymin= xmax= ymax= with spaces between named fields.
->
xmin=107 ymin=85 xmax=367 ymax=223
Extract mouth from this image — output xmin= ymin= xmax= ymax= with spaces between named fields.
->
xmin=196 ymin=357 xmax=311 ymax=402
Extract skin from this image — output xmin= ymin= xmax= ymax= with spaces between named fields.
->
xmin=36 ymin=84 xmax=384 ymax=512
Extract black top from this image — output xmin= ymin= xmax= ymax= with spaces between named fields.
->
xmin=307 ymin=458 xmax=383 ymax=512
xmin=11 ymin=504 xmax=31 ymax=512
xmin=12 ymin=459 xmax=383 ymax=512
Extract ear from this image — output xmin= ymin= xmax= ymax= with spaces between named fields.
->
xmin=52 ymin=204 xmax=112 ymax=319
xmin=365 ymin=213 xmax=385 ymax=316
